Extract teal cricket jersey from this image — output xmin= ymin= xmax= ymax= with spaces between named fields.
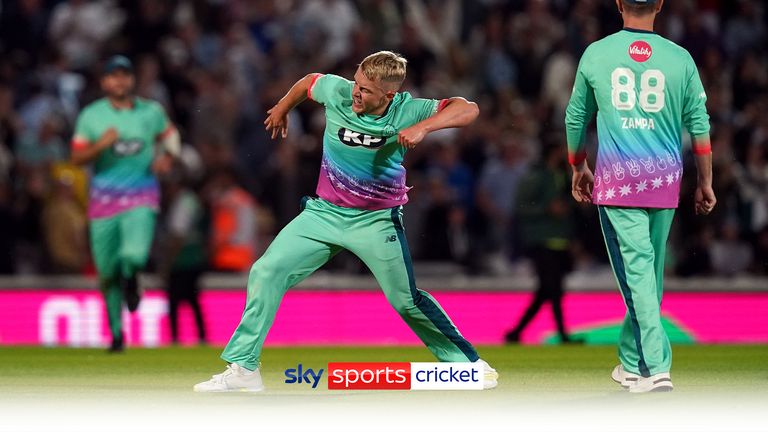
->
xmin=72 ymin=97 xmax=171 ymax=219
xmin=308 ymin=74 xmax=442 ymax=210
xmin=565 ymin=28 xmax=711 ymax=208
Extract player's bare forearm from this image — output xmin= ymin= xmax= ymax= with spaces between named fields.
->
xmin=264 ymin=73 xmax=318 ymax=139
xmin=397 ymin=98 xmax=479 ymax=148
xmin=70 ymin=128 xmax=118 ymax=166
xmin=692 ymin=136 xmax=713 ymax=187
xmin=694 ymin=152 xmax=712 ymax=187
xmin=693 ymin=138 xmax=716 ymax=215
xmin=694 ymin=153 xmax=716 ymax=215
xmin=422 ymin=97 xmax=479 ymax=132
xmin=71 ymin=146 xmax=102 ymax=166
xmin=278 ymin=74 xmax=318 ymax=112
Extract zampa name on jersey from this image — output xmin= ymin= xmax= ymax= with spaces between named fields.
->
xmin=621 ymin=117 xmax=655 ymax=130
xmin=338 ymin=128 xmax=386 ymax=149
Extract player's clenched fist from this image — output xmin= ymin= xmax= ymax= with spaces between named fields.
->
xmin=694 ymin=185 xmax=717 ymax=215
xmin=152 ymin=153 xmax=174 ymax=175
xmin=264 ymin=105 xmax=289 ymax=140
xmin=397 ymin=125 xmax=427 ymax=149
xmin=98 ymin=127 xmax=119 ymax=148
xmin=571 ymin=162 xmax=594 ymax=203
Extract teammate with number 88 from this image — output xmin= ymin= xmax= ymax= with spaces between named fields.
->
xmin=564 ymin=0 xmax=715 ymax=392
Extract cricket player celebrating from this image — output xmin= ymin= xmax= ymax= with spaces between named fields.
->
xmin=194 ymin=51 xmax=498 ymax=391
xmin=71 ymin=55 xmax=179 ymax=352
xmin=565 ymin=0 xmax=715 ymax=392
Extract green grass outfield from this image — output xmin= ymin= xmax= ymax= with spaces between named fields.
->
xmin=1 ymin=345 xmax=767 ymax=431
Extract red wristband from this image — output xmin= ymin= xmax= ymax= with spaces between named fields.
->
xmin=568 ymin=150 xmax=587 ymax=166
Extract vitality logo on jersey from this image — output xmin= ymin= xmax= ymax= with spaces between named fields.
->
xmin=629 ymin=41 xmax=652 ymax=62
xmin=112 ymin=139 xmax=144 ymax=156
xmin=338 ymin=128 xmax=385 ymax=149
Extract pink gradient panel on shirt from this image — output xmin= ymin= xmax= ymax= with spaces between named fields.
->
xmin=0 ymin=290 xmax=766 ymax=346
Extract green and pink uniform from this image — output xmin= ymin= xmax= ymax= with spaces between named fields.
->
xmin=221 ymin=74 xmax=479 ymax=370
xmin=72 ymin=97 xmax=172 ymax=342
xmin=566 ymin=29 xmax=710 ymax=377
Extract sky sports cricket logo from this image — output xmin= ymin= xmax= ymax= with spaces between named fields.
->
xmin=285 ymin=362 xmax=483 ymax=390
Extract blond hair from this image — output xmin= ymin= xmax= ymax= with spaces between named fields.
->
xmin=359 ymin=51 xmax=407 ymax=90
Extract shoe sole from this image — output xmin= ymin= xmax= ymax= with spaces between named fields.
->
xmin=630 ymin=385 xmax=674 ymax=393
xmin=484 ymin=369 xmax=499 ymax=390
xmin=629 ymin=376 xmax=674 ymax=393
xmin=611 ymin=366 xmax=639 ymax=389
xmin=193 ymin=386 xmax=265 ymax=393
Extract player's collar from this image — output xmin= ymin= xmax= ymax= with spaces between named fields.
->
xmin=622 ymin=27 xmax=656 ymax=34
xmin=375 ymin=98 xmax=394 ymax=120
xmin=356 ymin=93 xmax=400 ymax=119
xmin=108 ymin=96 xmax=136 ymax=111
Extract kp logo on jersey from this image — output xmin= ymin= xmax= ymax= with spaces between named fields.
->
xmin=112 ymin=139 xmax=144 ymax=156
xmin=628 ymin=41 xmax=652 ymax=62
xmin=338 ymin=128 xmax=386 ymax=149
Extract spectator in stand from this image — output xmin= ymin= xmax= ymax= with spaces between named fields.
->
xmin=41 ymin=170 xmax=88 ymax=273
xmin=205 ymin=169 xmax=257 ymax=273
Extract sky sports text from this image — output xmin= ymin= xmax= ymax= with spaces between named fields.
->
xmin=285 ymin=362 xmax=483 ymax=390
xmin=284 ymin=364 xmax=324 ymax=388
xmin=327 ymin=362 xmax=483 ymax=390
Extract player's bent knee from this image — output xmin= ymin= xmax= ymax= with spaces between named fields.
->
xmin=389 ymin=299 xmax=418 ymax=315
xmin=120 ymin=251 xmax=148 ymax=272
xmin=247 ymin=260 xmax=287 ymax=289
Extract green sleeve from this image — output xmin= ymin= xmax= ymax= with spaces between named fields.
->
xmin=150 ymin=101 xmax=171 ymax=136
xmin=402 ymin=97 xmax=440 ymax=123
xmin=564 ymin=48 xmax=598 ymax=165
xmin=681 ymin=55 xmax=710 ymax=139
xmin=73 ymin=110 xmax=96 ymax=143
xmin=309 ymin=74 xmax=352 ymax=106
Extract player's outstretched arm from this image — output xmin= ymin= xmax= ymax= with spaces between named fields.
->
xmin=70 ymin=127 xmax=119 ymax=166
xmin=397 ymin=97 xmax=479 ymax=148
xmin=264 ymin=73 xmax=319 ymax=140
xmin=693 ymin=137 xmax=716 ymax=215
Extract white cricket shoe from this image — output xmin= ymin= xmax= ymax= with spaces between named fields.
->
xmin=628 ymin=371 xmax=674 ymax=393
xmin=477 ymin=359 xmax=498 ymax=389
xmin=611 ymin=364 xmax=641 ymax=389
xmin=193 ymin=363 xmax=265 ymax=392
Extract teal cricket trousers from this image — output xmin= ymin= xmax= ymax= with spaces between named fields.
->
xmin=221 ymin=197 xmax=480 ymax=370
xmin=598 ymin=206 xmax=675 ymax=377
xmin=90 ymin=207 xmax=157 ymax=341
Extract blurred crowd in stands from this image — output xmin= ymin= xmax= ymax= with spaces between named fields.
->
xmin=0 ymin=0 xmax=766 ymax=277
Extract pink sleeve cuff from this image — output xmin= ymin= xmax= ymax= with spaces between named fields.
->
xmin=307 ymin=74 xmax=323 ymax=101
xmin=568 ymin=151 xmax=587 ymax=166
xmin=693 ymin=142 xmax=712 ymax=155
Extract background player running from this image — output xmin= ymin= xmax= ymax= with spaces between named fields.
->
xmin=71 ymin=55 xmax=179 ymax=352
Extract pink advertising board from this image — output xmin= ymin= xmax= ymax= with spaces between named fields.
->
xmin=0 ymin=290 xmax=766 ymax=347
